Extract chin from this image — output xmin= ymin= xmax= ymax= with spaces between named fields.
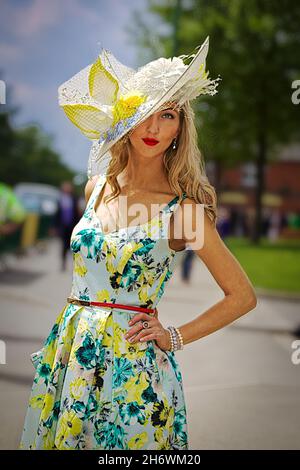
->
xmin=133 ymin=144 xmax=159 ymax=155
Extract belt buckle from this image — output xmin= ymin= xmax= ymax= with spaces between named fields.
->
xmin=67 ymin=297 xmax=90 ymax=307
xmin=79 ymin=299 xmax=91 ymax=306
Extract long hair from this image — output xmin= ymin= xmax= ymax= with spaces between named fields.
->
xmin=102 ymin=100 xmax=218 ymax=227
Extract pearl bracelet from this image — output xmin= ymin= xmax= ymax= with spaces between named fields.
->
xmin=166 ymin=325 xmax=184 ymax=352
xmin=175 ymin=326 xmax=184 ymax=350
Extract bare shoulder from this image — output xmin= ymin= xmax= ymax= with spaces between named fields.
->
xmin=84 ymin=175 xmax=100 ymax=203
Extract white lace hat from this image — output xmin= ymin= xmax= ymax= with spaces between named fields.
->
xmin=58 ymin=36 xmax=221 ymax=179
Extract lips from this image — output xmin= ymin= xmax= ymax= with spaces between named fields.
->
xmin=142 ymin=138 xmax=159 ymax=146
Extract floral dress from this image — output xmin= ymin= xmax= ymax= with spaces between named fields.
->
xmin=19 ymin=174 xmax=189 ymax=450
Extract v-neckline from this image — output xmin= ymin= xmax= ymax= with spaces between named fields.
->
xmin=92 ymin=175 xmax=180 ymax=236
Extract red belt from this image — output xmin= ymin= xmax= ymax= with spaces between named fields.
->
xmin=67 ymin=296 xmax=158 ymax=316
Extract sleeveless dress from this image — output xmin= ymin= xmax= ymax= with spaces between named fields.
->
xmin=19 ymin=174 xmax=189 ymax=450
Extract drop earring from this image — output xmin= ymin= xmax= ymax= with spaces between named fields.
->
xmin=172 ymin=138 xmax=177 ymax=150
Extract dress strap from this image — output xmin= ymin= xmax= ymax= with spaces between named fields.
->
xmin=160 ymin=192 xmax=187 ymax=215
xmin=159 ymin=191 xmax=188 ymax=239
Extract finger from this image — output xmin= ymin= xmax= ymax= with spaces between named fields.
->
xmin=139 ymin=329 xmax=165 ymax=343
xmin=139 ymin=333 xmax=156 ymax=342
xmin=128 ymin=313 xmax=156 ymax=326
xmin=125 ymin=320 xmax=149 ymax=339
xmin=131 ymin=326 xmax=165 ymax=344
xmin=126 ymin=323 xmax=154 ymax=342
xmin=128 ymin=313 xmax=152 ymax=325
xmin=127 ymin=327 xmax=157 ymax=344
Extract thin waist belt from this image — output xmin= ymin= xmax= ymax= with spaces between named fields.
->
xmin=67 ymin=296 xmax=158 ymax=316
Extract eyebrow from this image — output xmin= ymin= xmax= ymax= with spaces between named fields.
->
xmin=161 ymin=107 xmax=179 ymax=113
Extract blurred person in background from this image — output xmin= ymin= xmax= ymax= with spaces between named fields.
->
xmin=262 ymin=207 xmax=272 ymax=237
xmin=0 ymin=182 xmax=27 ymax=236
xmin=0 ymin=182 xmax=27 ymax=269
xmin=216 ymin=206 xmax=231 ymax=239
xmin=53 ymin=181 xmax=81 ymax=271
xmin=181 ymin=247 xmax=195 ymax=284
xmin=267 ymin=209 xmax=288 ymax=242
xmin=230 ymin=207 xmax=248 ymax=237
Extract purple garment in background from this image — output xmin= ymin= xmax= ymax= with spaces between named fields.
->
xmin=60 ymin=193 xmax=73 ymax=226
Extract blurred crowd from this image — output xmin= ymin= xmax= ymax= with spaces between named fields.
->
xmin=216 ymin=206 xmax=299 ymax=241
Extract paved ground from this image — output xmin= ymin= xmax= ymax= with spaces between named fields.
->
xmin=0 ymin=239 xmax=299 ymax=449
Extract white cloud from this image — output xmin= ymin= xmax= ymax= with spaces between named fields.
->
xmin=0 ymin=0 xmax=108 ymax=39
xmin=1 ymin=0 xmax=60 ymax=38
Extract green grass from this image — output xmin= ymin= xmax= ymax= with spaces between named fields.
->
xmin=224 ymin=237 xmax=300 ymax=294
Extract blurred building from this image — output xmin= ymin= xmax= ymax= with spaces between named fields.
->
xmin=208 ymin=144 xmax=300 ymax=239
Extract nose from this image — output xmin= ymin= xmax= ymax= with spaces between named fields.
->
xmin=145 ymin=114 xmax=159 ymax=135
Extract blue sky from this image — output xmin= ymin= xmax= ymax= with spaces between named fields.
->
xmin=0 ymin=0 xmax=158 ymax=176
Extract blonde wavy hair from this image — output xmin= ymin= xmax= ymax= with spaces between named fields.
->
xmin=101 ymin=100 xmax=217 ymax=227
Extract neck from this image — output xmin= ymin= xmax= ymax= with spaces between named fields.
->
xmin=120 ymin=147 xmax=167 ymax=190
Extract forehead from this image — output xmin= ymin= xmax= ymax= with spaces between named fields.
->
xmin=156 ymin=100 xmax=181 ymax=113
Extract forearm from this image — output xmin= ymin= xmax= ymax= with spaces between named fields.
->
xmin=177 ymin=293 xmax=257 ymax=346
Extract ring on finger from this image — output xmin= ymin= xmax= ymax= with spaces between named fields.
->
xmin=142 ymin=320 xmax=150 ymax=329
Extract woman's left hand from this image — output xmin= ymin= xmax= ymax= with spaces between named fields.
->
xmin=124 ymin=312 xmax=171 ymax=351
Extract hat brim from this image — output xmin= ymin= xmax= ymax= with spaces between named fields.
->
xmin=89 ymin=36 xmax=217 ymax=169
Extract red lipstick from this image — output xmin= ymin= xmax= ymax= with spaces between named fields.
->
xmin=142 ymin=138 xmax=159 ymax=146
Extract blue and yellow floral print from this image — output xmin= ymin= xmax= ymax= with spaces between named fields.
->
xmin=19 ymin=174 xmax=189 ymax=450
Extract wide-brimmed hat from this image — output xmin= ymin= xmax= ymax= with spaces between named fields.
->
xmin=58 ymin=36 xmax=221 ymax=179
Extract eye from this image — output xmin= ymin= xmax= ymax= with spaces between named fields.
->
xmin=161 ymin=112 xmax=175 ymax=119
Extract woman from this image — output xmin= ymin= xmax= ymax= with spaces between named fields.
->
xmin=19 ymin=38 xmax=257 ymax=450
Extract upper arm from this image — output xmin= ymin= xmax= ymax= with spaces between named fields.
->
xmin=84 ymin=175 xmax=99 ymax=204
xmin=181 ymin=198 xmax=257 ymax=305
